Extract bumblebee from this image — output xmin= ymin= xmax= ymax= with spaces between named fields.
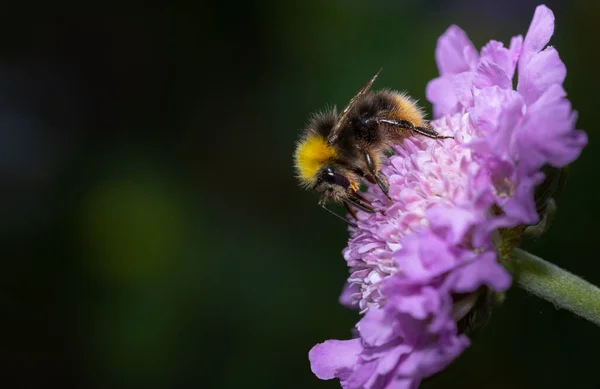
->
xmin=294 ymin=69 xmax=452 ymax=227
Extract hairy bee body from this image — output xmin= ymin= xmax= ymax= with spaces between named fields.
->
xmin=294 ymin=70 xmax=451 ymax=224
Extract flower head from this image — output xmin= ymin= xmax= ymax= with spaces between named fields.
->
xmin=309 ymin=5 xmax=587 ymax=388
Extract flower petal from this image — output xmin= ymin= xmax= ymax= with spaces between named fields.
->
xmin=309 ymin=339 xmax=363 ymax=380
xmin=519 ymin=84 xmax=588 ymax=169
xmin=393 ymin=233 xmax=455 ymax=280
xmin=451 ymin=251 xmax=512 ymax=292
xmin=479 ymin=37 xmax=522 ymax=80
xmin=453 ymin=71 xmax=477 ymax=108
xmin=426 ymin=76 xmax=459 ymax=118
xmin=395 ymin=332 xmax=469 ymax=377
xmin=518 ymin=47 xmax=566 ymax=105
xmin=473 ymin=60 xmax=511 ymax=90
xmin=386 ymin=285 xmax=443 ymax=321
xmin=502 ymin=170 xmax=545 ymax=224
xmin=520 ymin=5 xmax=555 ymax=69
xmin=426 ymin=206 xmax=480 ymax=245
xmin=435 ymin=25 xmax=479 ymax=76
xmin=339 ymin=282 xmax=360 ymax=309
xmin=358 ymin=307 xmax=398 ymax=347
xmin=382 ymin=377 xmax=419 ymax=389
xmin=469 ymin=87 xmax=524 ymax=159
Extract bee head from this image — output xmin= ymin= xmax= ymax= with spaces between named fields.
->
xmin=314 ymin=166 xmax=358 ymax=201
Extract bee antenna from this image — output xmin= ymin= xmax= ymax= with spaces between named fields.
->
xmin=319 ymin=202 xmax=358 ymax=229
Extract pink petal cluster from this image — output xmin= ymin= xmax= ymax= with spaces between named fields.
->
xmin=309 ymin=5 xmax=587 ymax=389
xmin=427 ymin=4 xmax=587 ymax=225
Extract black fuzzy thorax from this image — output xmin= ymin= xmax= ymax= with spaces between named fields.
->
xmin=306 ymin=91 xmax=399 ymax=169
xmin=338 ymin=91 xmax=398 ymax=156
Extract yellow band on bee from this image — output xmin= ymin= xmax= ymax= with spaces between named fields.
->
xmin=295 ymin=134 xmax=338 ymax=186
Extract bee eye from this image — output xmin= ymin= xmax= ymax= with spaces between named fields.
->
xmin=323 ymin=167 xmax=351 ymax=189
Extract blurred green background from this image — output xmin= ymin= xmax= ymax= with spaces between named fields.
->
xmin=1 ymin=1 xmax=598 ymax=388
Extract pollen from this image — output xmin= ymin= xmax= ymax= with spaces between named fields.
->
xmin=294 ymin=133 xmax=337 ymax=186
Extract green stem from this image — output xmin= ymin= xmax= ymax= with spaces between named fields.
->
xmin=511 ymin=248 xmax=600 ymax=327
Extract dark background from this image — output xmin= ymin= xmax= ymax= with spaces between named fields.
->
xmin=1 ymin=1 xmax=599 ymax=388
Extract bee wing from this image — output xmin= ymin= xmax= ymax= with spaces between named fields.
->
xmin=327 ymin=68 xmax=382 ymax=145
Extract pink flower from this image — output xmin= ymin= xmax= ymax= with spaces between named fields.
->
xmin=309 ymin=5 xmax=587 ymax=388
xmin=426 ymin=4 xmax=587 ymax=224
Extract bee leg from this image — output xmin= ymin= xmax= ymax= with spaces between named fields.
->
xmin=318 ymin=199 xmax=358 ymax=228
xmin=413 ymin=125 xmax=454 ymax=139
xmin=362 ymin=149 xmax=391 ymax=201
xmin=374 ymin=174 xmax=391 ymax=202
xmin=346 ymin=195 xmax=375 ymax=213
xmin=377 ymin=118 xmax=453 ymax=139
xmin=344 ymin=201 xmax=359 ymax=221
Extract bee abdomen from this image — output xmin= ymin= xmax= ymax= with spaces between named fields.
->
xmin=388 ymin=92 xmax=426 ymax=127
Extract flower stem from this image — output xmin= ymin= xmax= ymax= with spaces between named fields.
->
xmin=511 ymin=248 xmax=600 ymax=327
